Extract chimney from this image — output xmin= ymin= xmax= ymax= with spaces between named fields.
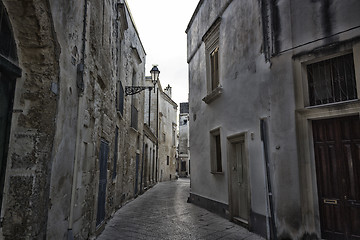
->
xmin=164 ymin=84 xmax=172 ymax=98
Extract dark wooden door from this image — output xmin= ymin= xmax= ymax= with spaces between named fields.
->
xmin=134 ymin=153 xmax=140 ymax=195
xmin=313 ymin=116 xmax=360 ymax=240
xmin=96 ymin=140 xmax=109 ymax=226
xmin=0 ymin=72 xmax=15 ymax=216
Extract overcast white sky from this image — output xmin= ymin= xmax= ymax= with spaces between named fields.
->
xmin=126 ymin=0 xmax=199 ymax=106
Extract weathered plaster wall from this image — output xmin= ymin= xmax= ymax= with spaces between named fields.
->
xmin=1 ymin=0 xmax=147 ymax=239
xmin=1 ymin=0 xmax=59 ymax=239
xmin=188 ymin=0 xmax=360 ymax=239
xmin=188 ymin=0 xmax=269 ymax=213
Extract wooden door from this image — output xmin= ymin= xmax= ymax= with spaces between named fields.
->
xmin=135 ymin=153 xmax=140 ymax=195
xmin=229 ymin=136 xmax=249 ymax=225
xmin=0 ymin=72 xmax=15 ymax=216
xmin=96 ymin=140 xmax=109 ymax=226
xmin=313 ymin=116 xmax=360 ymax=240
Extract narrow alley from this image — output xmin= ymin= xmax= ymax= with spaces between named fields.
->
xmin=97 ymin=178 xmax=264 ymax=240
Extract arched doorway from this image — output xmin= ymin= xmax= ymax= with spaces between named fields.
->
xmin=0 ymin=0 xmax=59 ymax=238
xmin=0 ymin=1 xmax=20 ymax=216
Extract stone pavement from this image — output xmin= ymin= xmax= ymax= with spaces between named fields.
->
xmin=97 ymin=178 xmax=265 ymax=240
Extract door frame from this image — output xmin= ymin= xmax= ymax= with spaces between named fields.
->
xmin=311 ymin=115 xmax=360 ymax=239
xmin=296 ymin=109 xmax=360 ymax=237
xmin=227 ymin=132 xmax=251 ymax=227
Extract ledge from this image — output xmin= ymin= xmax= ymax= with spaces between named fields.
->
xmin=202 ymin=86 xmax=223 ymax=104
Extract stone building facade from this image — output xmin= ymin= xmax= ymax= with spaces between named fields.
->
xmin=0 ymin=0 xmax=154 ymax=239
xmin=143 ymin=77 xmax=178 ymax=183
xmin=158 ymin=85 xmax=178 ymax=182
xmin=187 ymin=0 xmax=360 ymax=240
xmin=178 ymin=102 xmax=190 ymax=177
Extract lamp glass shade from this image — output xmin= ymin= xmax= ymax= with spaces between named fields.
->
xmin=150 ymin=66 xmax=160 ymax=85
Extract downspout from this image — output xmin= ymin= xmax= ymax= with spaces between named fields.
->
xmin=260 ymin=119 xmax=277 ymax=240
xmin=68 ymin=0 xmax=88 ymax=239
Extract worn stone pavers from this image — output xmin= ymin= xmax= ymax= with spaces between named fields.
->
xmin=97 ymin=178 xmax=265 ymax=240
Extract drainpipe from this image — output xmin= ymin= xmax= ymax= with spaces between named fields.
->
xmin=260 ymin=119 xmax=277 ymax=240
xmin=68 ymin=0 xmax=88 ymax=239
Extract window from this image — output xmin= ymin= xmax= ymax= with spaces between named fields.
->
xmin=112 ymin=127 xmax=118 ymax=180
xmin=181 ymin=161 xmax=186 ymax=171
xmin=202 ymin=18 xmax=222 ymax=104
xmin=210 ymin=128 xmax=222 ymax=173
xmin=210 ymin=46 xmax=219 ymax=90
xmin=117 ymin=81 xmax=124 ymax=115
xmin=131 ymin=70 xmax=138 ymax=129
xmin=130 ymin=105 xmax=138 ymax=130
xmin=167 ymin=156 xmax=169 ymax=165
xmin=307 ymin=53 xmax=357 ymax=106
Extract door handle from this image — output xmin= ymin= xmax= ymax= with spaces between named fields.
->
xmin=323 ymin=199 xmax=338 ymax=205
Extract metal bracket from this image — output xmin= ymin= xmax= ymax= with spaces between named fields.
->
xmin=125 ymin=86 xmax=152 ymax=96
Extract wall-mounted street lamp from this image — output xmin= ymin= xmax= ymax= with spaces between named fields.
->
xmin=125 ymin=65 xmax=160 ymax=96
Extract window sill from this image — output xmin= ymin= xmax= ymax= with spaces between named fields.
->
xmin=117 ymin=110 xmax=123 ymax=119
xmin=305 ymin=99 xmax=359 ymax=109
xmin=202 ymin=86 xmax=223 ymax=104
xmin=210 ymin=171 xmax=224 ymax=175
xmin=130 ymin=127 xmax=139 ymax=134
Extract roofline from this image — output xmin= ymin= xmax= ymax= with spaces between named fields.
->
xmin=185 ymin=0 xmax=204 ymax=33
xmin=124 ymin=0 xmax=146 ymax=55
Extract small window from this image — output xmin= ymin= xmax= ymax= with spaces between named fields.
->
xmin=130 ymin=105 xmax=138 ymax=130
xmin=202 ymin=18 xmax=222 ymax=104
xmin=307 ymin=53 xmax=357 ymax=106
xmin=167 ymin=156 xmax=169 ymax=165
xmin=210 ymin=128 xmax=222 ymax=173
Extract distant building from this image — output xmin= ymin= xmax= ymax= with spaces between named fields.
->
xmin=178 ymin=102 xmax=190 ymax=177
xmin=187 ymin=1 xmax=360 ymax=240
xmin=158 ymin=84 xmax=178 ymax=181
xmin=144 ymin=78 xmax=178 ymax=183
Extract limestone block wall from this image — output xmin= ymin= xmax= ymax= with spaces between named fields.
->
xmin=158 ymin=90 xmax=177 ymax=182
xmin=0 ymin=0 xmax=146 ymax=239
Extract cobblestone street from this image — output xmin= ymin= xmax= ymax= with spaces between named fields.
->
xmin=97 ymin=178 xmax=265 ymax=240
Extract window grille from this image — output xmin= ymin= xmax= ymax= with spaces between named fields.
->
xmin=307 ymin=53 xmax=357 ymax=106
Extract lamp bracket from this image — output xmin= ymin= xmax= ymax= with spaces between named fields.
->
xmin=125 ymin=86 xmax=152 ymax=96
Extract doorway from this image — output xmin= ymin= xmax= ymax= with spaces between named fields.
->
xmin=0 ymin=2 xmax=19 ymax=216
xmin=0 ymin=72 xmax=15 ymax=214
xmin=228 ymin=134 xmax=249 ymax=226
xmin=312 ymin=115 xmax=360 ymax=240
